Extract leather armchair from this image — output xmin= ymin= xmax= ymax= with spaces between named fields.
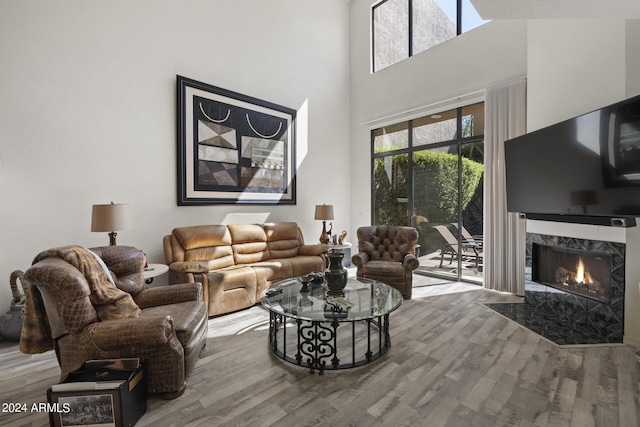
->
xmin=352 ymin=226 xmax=419 ymax=299
xmin=22 ymin=245 xmax=207 ymax=398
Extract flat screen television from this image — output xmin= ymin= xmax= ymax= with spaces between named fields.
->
xmin=504 ymin=94 xmax=640 ymax=223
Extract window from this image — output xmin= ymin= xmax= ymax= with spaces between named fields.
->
xmin=371 ymin=102 xmax=485 ymax=283
xmin=372 ymin=0 xmax=489 ymax=72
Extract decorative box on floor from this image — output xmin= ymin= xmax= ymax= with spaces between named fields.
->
xmin=47 ymin=358 xmax=147 ymax=427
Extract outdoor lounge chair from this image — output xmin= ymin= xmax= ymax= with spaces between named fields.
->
xmin=451 ymin=222 xmax=483 ymax=250
xmin=433 ymin=225 xmax=482 ymax=270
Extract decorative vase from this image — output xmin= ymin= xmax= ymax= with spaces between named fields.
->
xmin=0 ymin=305 xmax=24 ymax=341
xmin=0 ymin=271 xmax=27 ymax=342
xmin=325 ymin=252 xmax=347 ymax=295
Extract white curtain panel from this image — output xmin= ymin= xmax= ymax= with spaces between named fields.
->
xmin=483 ymin=79 xmax=527 ymax=296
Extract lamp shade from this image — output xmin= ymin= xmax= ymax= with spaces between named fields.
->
xmin=314 ymin=204 xmax=334 ymax=221
xmin=91 ymin=203 xmax=134 ymax=232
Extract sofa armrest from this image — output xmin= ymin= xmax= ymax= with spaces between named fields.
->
xmin=351 ymin=252 xmax=370 ymax=267
xmin=133 ymin=282 xmax=203 ymax=309
xmin=403 ymin=254 xmax=419 ymax=271
xmin=168 ymin=261 xmax=209 ymax=274
xmin=84 ymin=316 xmax=175 ymax=350
xmin=298 ymin=244 xmax=330 ymax=256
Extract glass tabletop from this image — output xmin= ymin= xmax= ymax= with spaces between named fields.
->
xmin=260 ymin=276 xmax=403 ymax=322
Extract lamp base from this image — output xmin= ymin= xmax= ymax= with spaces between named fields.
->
xmin=319 ymin=221 xmax=329 ymax=244
xmin=108 ymin=231 xmax=118 ymax=246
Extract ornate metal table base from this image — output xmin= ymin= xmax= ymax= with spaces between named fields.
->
xmin=268 ymin=311 xmax=392 ymax=374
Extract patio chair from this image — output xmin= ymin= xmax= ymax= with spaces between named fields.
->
xmin=451 ymin=223 xmax=483 ymax=250
xmin=433 ymin=225 xmax=482 ymax=270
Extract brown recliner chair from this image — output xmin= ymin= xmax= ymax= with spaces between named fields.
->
xmin=351 ymin=226 xmax=420 ymax=299
xmin=21 ymin=245 xmax=207 ymax=399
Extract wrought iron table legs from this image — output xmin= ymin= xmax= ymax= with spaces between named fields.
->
xmin=268 ymin=311 xmax=392 ymax=374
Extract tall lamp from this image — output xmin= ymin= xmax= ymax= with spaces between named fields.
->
xmin=314 ymin=204 xmax=334 ymax=244
xmin=91 ymin=202 xmax=133 ymax=245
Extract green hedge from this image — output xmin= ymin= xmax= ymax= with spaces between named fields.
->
xmin=374 ymin=150 xmax=484 ymax=226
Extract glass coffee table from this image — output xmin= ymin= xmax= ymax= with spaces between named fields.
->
xmin=260 ymin=276 xmax=403 ymax=374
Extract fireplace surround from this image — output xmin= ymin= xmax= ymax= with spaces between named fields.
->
xmin=485 ymin=233 xmax=625 ymax=345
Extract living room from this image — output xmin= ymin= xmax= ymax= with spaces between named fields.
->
xmin=1 ymin=0 xmax=640 ymax=425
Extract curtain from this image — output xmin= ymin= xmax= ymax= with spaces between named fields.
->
xmin=483 ymin=79 xmax=527 ymax=296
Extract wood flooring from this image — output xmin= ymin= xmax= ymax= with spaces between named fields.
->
xmin=1 ymin=278 xmax=639 ymax=427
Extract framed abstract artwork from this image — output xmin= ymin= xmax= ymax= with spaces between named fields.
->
xmin=177 ymin=76 xmax=296 ymax=205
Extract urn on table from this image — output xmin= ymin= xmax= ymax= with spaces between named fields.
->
xmin=325 ymin=252 xmax=347 ymax=295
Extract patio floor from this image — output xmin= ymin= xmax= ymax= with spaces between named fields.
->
xmin=416 ymin=250 xmax=483 ymax=284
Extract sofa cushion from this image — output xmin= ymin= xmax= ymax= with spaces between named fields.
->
xmin=174 ymin=225 xmax=232 ymax=249
xmin=286 ymin=256 xmax=324 ymax=277
xmin=264 ymin=222 xmax=301 ymax=258
xmin=209 ymin=266 xmax=258 ymax=292
xmin=360 ymin=260 xmax=406 ymax=277
xmin=267 ymin=239 xmax=300 ymax=259
xmin=249 ymin=259 xmax=292 ymax=282
xmin=188 ymin=247 xmax=234 ymax=270
xmin=228 ymin=224 xmax=271 ymax=264
xmin=173 ymin=225 xmax=235 ymax=269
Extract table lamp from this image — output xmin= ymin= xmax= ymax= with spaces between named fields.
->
xmin=91 ymin=202 xmax=133 ymax=245
xmin=314 ymin=204 xmax=334 ymax=244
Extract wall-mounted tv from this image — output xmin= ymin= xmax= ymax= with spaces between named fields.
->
xmin=505 ymin=94 xmax=640 ymax=223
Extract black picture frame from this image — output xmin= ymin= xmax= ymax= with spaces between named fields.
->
xmin=177 ymin=76 xmax=297 ymax=205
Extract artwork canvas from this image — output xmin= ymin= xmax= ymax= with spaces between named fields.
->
xmin=48 ymin=392 xmax=120 ymax=427
xmin=177 ymin=76 xmax=296 ymax=205
xmin=59 ymin=394 xmax=115 ymax=427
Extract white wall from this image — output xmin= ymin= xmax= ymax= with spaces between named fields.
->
xmin=627 ymin=20 xmax=640 ymax=96
xmin=0 ymin=0 xmax=351 ymax=313
xmin=348 ymin=0 xmax=527 ymax=243
xmin=527 ymin=20 xmax=627 ymax=131
xmin=348 ymin=0 xmax=527 ymax=238
xmin=526 ymin=19 xmax=640 ymax=346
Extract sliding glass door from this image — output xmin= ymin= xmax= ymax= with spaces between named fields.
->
xmin=371 ymin=102 xmax=484 ymax=284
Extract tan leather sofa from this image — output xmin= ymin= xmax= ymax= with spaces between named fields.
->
xmin=22 ymin=245 xmax=207 ymax=398
xmin=163 ymin=222 xmax=327 ymax=317
xmin=352 ymin=226 xmax=420 ymax=299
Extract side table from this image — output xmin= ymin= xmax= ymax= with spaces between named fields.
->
xmin=143 ymin=264 xmax=169 ymax=284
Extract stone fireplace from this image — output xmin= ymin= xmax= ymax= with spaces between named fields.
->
xmin=524 ymin=233 xmax=625 ymax=344
xmin=485 ymin=230 xmax=627 ymax=345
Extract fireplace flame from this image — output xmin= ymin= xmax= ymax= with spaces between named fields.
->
xmin=575 ymin=257 xmax=593 ymax=284
xmin=576 ymin=258 xmax=585 ymax=283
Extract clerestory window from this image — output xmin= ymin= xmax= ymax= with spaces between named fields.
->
xmin=372 ymin=0 xmax=488 ymax=72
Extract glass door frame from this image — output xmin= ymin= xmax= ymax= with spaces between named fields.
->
xmin=370 ymin=105 xmax=484 ymax=284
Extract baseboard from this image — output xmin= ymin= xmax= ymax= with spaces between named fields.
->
xmin=623 ymin=335 xmax=640 ymax=349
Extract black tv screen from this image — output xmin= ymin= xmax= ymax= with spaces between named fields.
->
xmin=505 ymin=94 xmax=640 ymax=218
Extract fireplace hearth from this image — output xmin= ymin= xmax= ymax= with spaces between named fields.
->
xmin=484 ymin=233 xmax=625 ymax=346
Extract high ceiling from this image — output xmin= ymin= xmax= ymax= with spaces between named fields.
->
xmin=470 ymin=0 xmax=640 ymax=20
